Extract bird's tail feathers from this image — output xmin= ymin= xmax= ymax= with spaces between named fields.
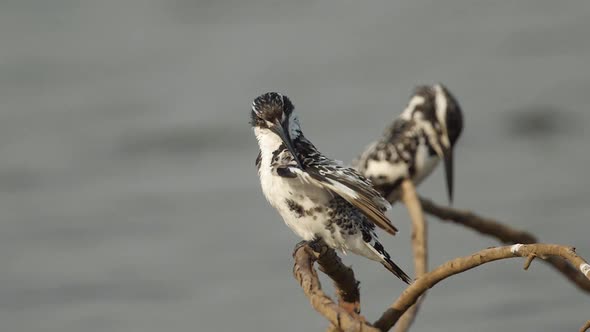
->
xmin=366 ymin=240 xmax=411 ymax=284
xmin=382 ymin=256 xmax=411 ymax=284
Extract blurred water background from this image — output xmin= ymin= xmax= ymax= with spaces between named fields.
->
xmin=1 ymin=1 xmax=589 ymax=331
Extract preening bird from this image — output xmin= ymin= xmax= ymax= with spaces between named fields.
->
xmin=354 ymin=84 xmax=463 ymax=203
xmin=251 ymin=92 xmax=410 ymax=283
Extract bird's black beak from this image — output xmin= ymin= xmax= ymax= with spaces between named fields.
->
xmin=442 ymin=145 xmax=454 ymax=204
xmin=270 ymin=120 xmax=304 ymax=169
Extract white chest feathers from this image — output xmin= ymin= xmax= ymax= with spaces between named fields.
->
xmin=412 ymin=143 xmax=439 ymax=185
xmin=256 ymin=131 xmax=332 ymax=241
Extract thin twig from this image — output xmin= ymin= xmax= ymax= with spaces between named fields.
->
xmin=373 ymin=243 xmax=590 ymax=331
xmin=419 ymin=197 xmax=590 ymax=293
xmin=418 ymin=197 xmax=536 ymax=243
xmin=393 ymin=180 xmax=428 ymax=332
xmin=523 ymin=254 xmax=536 ymax=270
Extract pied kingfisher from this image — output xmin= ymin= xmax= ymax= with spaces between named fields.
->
xmin=354 ymin=84 xmax=463 ymax=203
xmin=251 ymin=92 xmax=410 ymax=283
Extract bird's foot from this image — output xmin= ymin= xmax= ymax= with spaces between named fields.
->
xmin=293 ymin=239 xmax=324 ymax=254
xmin=307 ymin=238 xmax=324 ymax=253
xmin=294 ymin=240 xmax=308 ymax=253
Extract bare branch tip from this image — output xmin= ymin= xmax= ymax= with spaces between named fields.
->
xmin=523 ymin=254 xmax=536 ymax=270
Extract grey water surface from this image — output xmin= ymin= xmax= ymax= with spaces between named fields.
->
xmin=1 ymin=1 xmax=589 ymax=331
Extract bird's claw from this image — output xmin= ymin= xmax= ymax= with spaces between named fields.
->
xmin=294 ymin=240 xmax=308 ymax=252
xmin=293 ymin=239 xmax=323 ymax=254
xmin=308 ymin=238 xmax=324 ymax=253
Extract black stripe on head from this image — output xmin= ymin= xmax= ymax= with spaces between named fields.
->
xmin=250 ymin=92 xmax=294 ymax=128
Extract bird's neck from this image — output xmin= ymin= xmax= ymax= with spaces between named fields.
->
xmin=254 ymin=125 xmax=305 ymax=150
xmin=254 ymin=127 xmax=307 ymax=167
xmin=254 ymin=127 xmax=284 ymax=153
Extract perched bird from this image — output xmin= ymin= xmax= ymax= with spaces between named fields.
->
xmin=251 ymin=92 xmax=410 ymax=283
xmin=354 ymin=84 xmax=463 ymax=203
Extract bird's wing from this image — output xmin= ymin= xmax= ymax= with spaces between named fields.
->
xmin=354 ymin=118 xmax=415 ymax=169
xmin=306 ymin=166 xmax=398 ymax=235
xmin=295 ymin=139 xmax=398 ymax=236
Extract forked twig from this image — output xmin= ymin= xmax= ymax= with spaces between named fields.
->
xmin=419 ymin=197 xmax=590 ymax=292
xmin=294 ymin=241 xmax=590 ymax=331
xmin=293 ymin=241 xmax=378 ymax=332
xmin=373 ymin=243 xmax=590 ymax=331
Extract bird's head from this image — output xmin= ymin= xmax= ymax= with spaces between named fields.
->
xmin=251 ymin=92 xmax=303 ymax=168
xmin=402 ymin=84 xmax=464 ymax=203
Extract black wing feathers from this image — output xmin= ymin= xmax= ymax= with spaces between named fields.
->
xmin=296 ymin=138 xmax=398 ymax=236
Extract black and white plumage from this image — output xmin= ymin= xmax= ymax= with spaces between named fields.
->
xmin=354 ymin=84 xmax=463 ymax=203
xmin=251 ymin=92 xmax=410 ymax=283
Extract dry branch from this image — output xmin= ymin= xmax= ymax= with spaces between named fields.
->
xmin=373 ymin=243 xmax=590 ymax=331
xmin=419 ymin=197 xmax=590 ymax=292
xmin=293 ymin=242 xmax=378 ymax=332
xmin=315 ymin=241 xmax=362 ymax=331
xmin=418 ymin=197 xmax=536 ymax=243
xmin=393 ymin=180 xmax=428 ymax=332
